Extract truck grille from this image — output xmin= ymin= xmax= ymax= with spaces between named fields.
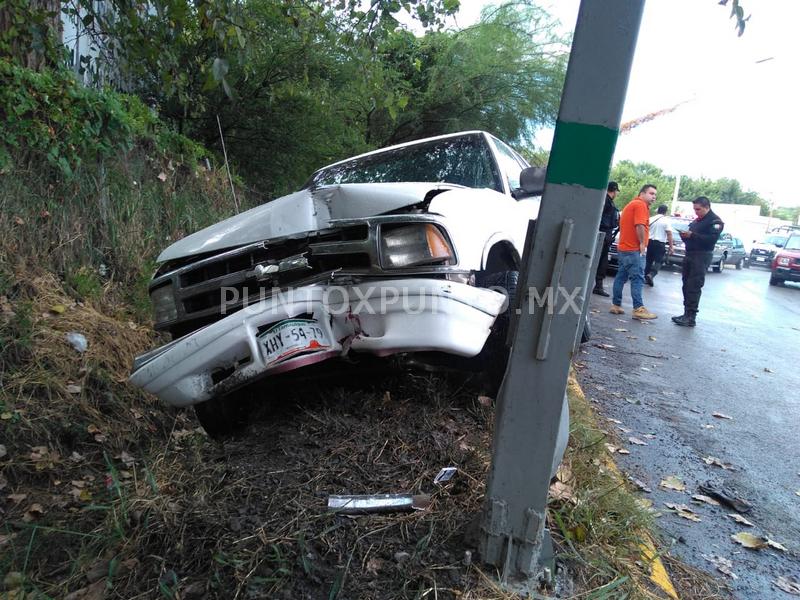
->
xmin=151 ymin=224 xmax=373 ymax=335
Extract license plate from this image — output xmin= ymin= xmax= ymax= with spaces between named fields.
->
xmin=259 ymin=318 xmax=331 ymax=367
xmin=756 ymin=257 xmax=766 ymax=262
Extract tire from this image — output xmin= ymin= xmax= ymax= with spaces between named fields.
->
xmin=193 ymin=390 xmax=251 ymax=439
xmin=769 ymin=275 xmax=784 ymax=286
xmin=712 ymin=258 xmax=723 ymax=273
xmin=475 ymin=270 xmax=518 ymax=395
xmin=475 ymin=271 xmax=591 ymax=394
xmin=580 ymin=314 xmax=592 ymax=344
xmin=738 ymin=258 xmax=746 ymax=269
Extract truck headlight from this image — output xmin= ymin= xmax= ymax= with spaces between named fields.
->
xmin=380 ymin=224 xmax=454 ymax=268
xmin=151 ymin=284 xmax=178 ymax=324
xmin=778 ymin=257 xmax=790 ymax=266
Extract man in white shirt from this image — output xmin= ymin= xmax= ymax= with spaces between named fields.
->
xmin=645 ymin=204 xmax=674 ymax=286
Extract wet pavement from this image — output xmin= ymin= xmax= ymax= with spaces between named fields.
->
xmin=576 ymin=264 xmax=800 ymax=598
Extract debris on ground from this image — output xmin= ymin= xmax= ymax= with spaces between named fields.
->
xmin=697 ymin=482 xmax=753 ymax=513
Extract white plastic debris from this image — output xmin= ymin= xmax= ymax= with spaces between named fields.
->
xmin=433 ymin=467 xmax=458 ymax=485
xmin=65 ymin=332 xmax=88 ymax=353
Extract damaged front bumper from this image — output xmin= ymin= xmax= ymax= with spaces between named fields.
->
xmin=129 ymin=279 xmax=506 ymax=407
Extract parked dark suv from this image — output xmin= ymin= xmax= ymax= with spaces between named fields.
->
xmin=770 ymin=234 xmax=800 ymax=286
xmin=750 ymin=233 xmax=789 ymax=268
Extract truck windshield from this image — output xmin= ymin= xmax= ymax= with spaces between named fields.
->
xmin=765 ymin=235 xmax=788 ymax=246
xmin=785 ymin=236 xmax=800 ymax=250
xmin=308 ymin=134 xmax=502 ymax=192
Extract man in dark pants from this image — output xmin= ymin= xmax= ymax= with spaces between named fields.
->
xmin=672 ymin=196 xmax=724 ymax=327
xmin=644 ymin=204 xmax=673 ymax=286
xmin=592 ymin=181 xmax=620 ymax=297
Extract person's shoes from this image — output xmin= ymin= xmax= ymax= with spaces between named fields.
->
xmin=671 ymin=312 xmax=696 ymax=327
xmin=592 ymin=286 xmax=610 ymax=297
xmin=609 ymin=305 xmax=625 ymax=314
xmin=644 ymin=274 xmax=654 ymax=287
xmin=632 ymin=306 xmax=657 ymax=320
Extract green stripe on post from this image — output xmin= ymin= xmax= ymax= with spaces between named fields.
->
xmin=545 ymin=121 xmax=619 ymax=190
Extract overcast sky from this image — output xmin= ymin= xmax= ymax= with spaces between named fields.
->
xmin=449 ymin=1 xmax=800 ymax=208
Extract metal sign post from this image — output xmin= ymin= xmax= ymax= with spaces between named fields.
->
xmin=478 ymin=0 xmax=645 ymax=588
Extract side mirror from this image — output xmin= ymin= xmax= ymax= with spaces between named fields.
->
xmin=515 ymin=166 xmax=546 ymax=197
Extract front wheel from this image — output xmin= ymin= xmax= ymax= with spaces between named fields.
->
xmin=193 ymin=389 xmax=251 ymax=439
xmin=712 ymin=258 xmax=724 ymax=273
xmin=735 ymin=258 xmax=744 ymax=270
xmin=769 ymin=275 xmax=784 ymax=286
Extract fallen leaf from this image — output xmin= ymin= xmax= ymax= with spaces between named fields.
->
xmin=604 ymin=443 xmax=618 ymax=454
xmin=766 ymin=538 xmax=787 ymax=552
xmin=774 ymin=576 xmax=800 ymax=595
xmin=50 ymin=304 xmax=66 ymax=314
xmin=598 ymin=343 xmax=616 ymax=350
xmin=648 ymin=336 xmax=657 ymax=341
xmin=660 ymin=476 xmax=686 ymax=492
xmin=477 ymin=395 xmax=492 ymax=407
xmin=727 ymin=513 xmax=753 ymax=526
xmin=642 ymin=433 xmax=656 ymax=439
xmin=22 ymin=503 xmax=45 ymax=522
xmin=703 ymin=555 xmax=738 ymax=580
xmin=365 ymin=557 xmax=385 ymax=576
xmin=628 ymin=476 xmax=652 ymax=493
xmin=703 ymin=456 xmax=735 ymax=470
xmin=617 ymin=448 xmax=630 ymax=455
xmin=549 ymin=481 xmax=575 ymax=503
xmin=629 ymin=437 xmax=648 ymax=446
xmin=66 ymin=384 xmax=82 ymax=394
xmin=14 ymin=216 xmax=25 ymax=226
xmin=702 ymin=424 xmax=715 ymax=429
xmin=692 ymin=494 xmax=721 ymax=506
xmin=7 ymin=493 xmax=27 ymax=503
xmin=618 ymin=426 xmax=632 ymax=433
xmin=607 ymin=418 xmax=622 ymax=424
xmin=763 ymin=367 xmax=773 ymax=373
xmin=118 ymin=451 xmax=135 ymax=468
xmin=664 ymin=502 xmax=701 ymax=522
xmin=614 ymin=328 xmax=628 ymax=332
xmin=731 ymin=532 xmax=767 ymax=549
xmin=1 ymin=412 xmax=13 ymax=420
xmin=712 ymin=412 xmax=733 ymax=420
xmin=796 ymin=490 xmax=800 ymax=497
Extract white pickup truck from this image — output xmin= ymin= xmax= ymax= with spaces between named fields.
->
xmin=130 ymin=130 xmax=586 ymax=445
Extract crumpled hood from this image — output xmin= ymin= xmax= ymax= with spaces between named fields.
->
xmin=158 ymin=182 xmax=456 ymax=263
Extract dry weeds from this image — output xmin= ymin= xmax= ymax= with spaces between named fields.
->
xmin=0 ymin=271 xmax=728 ymax=599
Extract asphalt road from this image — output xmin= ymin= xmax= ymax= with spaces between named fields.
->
xmin=576 ymin=263 xmax=800 ymax=598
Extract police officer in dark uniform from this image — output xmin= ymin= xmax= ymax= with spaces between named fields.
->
xmin=592 ymin=181 xmax=621 ymax=297
xmin=672 ymin=196 xmax=724 ymax=327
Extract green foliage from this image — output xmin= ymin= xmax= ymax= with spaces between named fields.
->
xmin=610 ymin=160 xmax=770 ymax=216
xmin=65 ymin=266 xmax=103 ymax=302
xmin=0 ymin=59 xmax=207 ymax=178
xmin=371 ymin=2 xmax=568 ymax=146
xmin=0 ymin=0 xmax=64 ymax=69
xmin=609 ymin=160 xmax=676 ymax=214
xmin=0 ymin=59 xmax=132 ymax=176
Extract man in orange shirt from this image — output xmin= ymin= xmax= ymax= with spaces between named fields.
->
xmin=610 ymin=184 xmax=658 ymax=319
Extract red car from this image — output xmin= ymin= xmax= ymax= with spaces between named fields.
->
xmin=770 ymin=234 xmax=800 ymax=286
